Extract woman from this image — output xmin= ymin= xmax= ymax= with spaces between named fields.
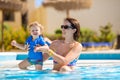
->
xmin=35 ymin=17 xmax=82 ymax=72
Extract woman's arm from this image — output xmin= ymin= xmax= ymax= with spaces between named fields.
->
xmin=49 ymin=43 xmax=82 ymax=65
xmin=34 ymin=44 xmax=50 ymax=61
xmin=34 ymin=40 xmax=82 ymax=66
xmin=43 ymin=53 xmax=50 ymax=61
xmin=40 ymin=40 xmax=82 ymax=65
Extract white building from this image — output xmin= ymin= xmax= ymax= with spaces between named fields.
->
xmin=43 ymin=0 xmax=120 ymax=34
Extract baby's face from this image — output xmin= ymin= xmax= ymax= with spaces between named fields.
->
xmin=30 ymin=26 xmax=41 ymax=37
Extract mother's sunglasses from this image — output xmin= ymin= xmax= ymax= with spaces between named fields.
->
xmin=61 ymin=25 xmax=75 ymax=29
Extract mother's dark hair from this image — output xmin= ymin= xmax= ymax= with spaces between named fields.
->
xmin=65 ymin=18 xmax=80 ymax=41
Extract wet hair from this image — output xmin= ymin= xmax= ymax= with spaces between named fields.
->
xmin=65 ymin=18 xmax=80 ymax=41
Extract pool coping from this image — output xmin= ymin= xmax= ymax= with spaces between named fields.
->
xmin=0 ymin=49 xmax=120 ymax=54
xmin=0 ymin=50 xmax=120 ymax=61
xmin=0 ymin=60 xmax=120 ymax=70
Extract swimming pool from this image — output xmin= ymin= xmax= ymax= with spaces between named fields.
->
xmin=0 ymin=65 xmax=120 ymax=80
xmin=0 ymin=50 xmax=120 ymax=80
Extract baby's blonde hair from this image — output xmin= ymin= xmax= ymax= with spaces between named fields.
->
xmin=28 ymin=21 xmax=44 ymax=33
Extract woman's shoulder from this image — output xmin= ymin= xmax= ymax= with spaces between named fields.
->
xmin=49 ymin=40 xmax=59 ymax=49
xmin=50 ymin=40 xmax=63 ymax=47
xmin=78 ymin=42 xmax=82 ymax=46
xmin=75 ymin=42 xmax=83 ymax=48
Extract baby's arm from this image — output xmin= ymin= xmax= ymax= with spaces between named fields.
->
xmin=11 ymin=40 xmax=27 ymax=50
xmin=34 ymin=44 xmax=49 ymax=53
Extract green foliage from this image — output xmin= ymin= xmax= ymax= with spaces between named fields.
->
xmin=99 ymin=23 xmax=116 ymax=42
xmin=0 ymin=23 xmax=116 ymax=51
xmin=79 ymin=23 xmax=116 ymax=43
xmin=54 ymin=29 xmax=62 ymax=39
xmin=45 ymin=29 xmax=63 ymax=40
xmin=78 ymin=28 xmax=96 ymax=42
xmin=0 ymin=23 xmax=28 ymax=51
xmin=55 ymin=29 xmax=62 ymax=34
xmin=47 ymin=23 xmax=116 ymax=43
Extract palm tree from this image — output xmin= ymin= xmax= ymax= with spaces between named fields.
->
xmin=43 ymin=0 xmax=92 ymax=18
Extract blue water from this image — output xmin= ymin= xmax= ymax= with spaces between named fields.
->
xmin=0 ymin=52 xmax=120 ymax=79
xmin=16 ymin=53 xmax=120 ymax=60
xmin=0 ymin=65 xmax=120 ymax=80
xmin=0 ymin=52 xmax=120 ymax=61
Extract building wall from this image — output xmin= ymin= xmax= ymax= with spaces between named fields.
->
xmin=30 ymin=6 xmax=47 ymax=33
xmin=0 ymin=10 xmax=21 ymax=30
xmin=44 ymin=0 xmax=120 ymax=34
xmin=27 ymin=0 xmax=36 ymax=24
xmin=27 ymin=0 xmax=47 ymax=33
xmin=4 ymin=11 xmax=21 ymax=29
xmin=72 ymin=0 xmax=120 ymax=34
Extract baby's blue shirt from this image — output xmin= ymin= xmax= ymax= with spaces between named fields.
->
xmin=25 ymin=35 xmax=46 ymax=60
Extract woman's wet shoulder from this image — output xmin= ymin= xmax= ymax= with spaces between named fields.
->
xmin=50 ymin=40 xmax=62 ymax=49
xmin=75 ymin=42 xmax=83 ymax=47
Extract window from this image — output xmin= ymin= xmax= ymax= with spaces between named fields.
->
xmin=3 ymin=11 xmax=14 ymax=21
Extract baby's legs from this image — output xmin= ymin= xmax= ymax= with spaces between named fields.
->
xmin=35 ymin=65 xmax=43 ymax=70
xmin=18 ymin=59 xmax=31 ymax=70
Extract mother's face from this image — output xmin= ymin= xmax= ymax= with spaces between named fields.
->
xmin=61 ymin=20 xmax=76 ymax=38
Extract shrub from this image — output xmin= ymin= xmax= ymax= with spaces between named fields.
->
xmin=99 ymin=23 xmax=116 ymax=42
xmin=79 ymin=28 xmax=96 ymax=42
xmin=0 ymin=24 xmax=28 ymax=51
xmin=45 ymin=29 xmax=63 ymax=40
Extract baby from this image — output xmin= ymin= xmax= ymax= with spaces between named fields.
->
xmin=11 ymin=21 xmax=48 ymax=70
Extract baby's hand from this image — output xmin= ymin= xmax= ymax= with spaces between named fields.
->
xmin=36 ymin=44 xmax=41 ymax=47
xmin=34 ymin=46 xmax=40 ymax=52
xmin=34 ymin=46 xmax=49 ymax=53
xmin=11 ymin=40 xmax=17 ymax=46
xmin=26 ymin=43 xmax=30 ymax=51
xmin=34 ymin=44 xmax=41 ymax=52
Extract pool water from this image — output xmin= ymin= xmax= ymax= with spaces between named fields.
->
xmin=0 ymin=65 xmax=120 ymax=80
xmin=0 ymin=51 xmax=120 ymax=80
